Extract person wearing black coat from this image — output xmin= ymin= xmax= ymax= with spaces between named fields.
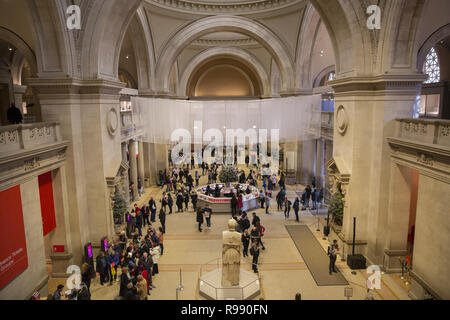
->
xmin=136 ymin=211 xmax=143 ymax=237
xmin=250 ymin=242 xmax=260 ymax=273
xmin=159 ymin=208 xmax=166 ymax=234
xmin=231 ymin=194 xmax=238 ymax=217
xmin=96 ymin=252 xmax=108 ymax=285
xmin=196 ymin=208 xmax=204 ymax=232
xmin=81 ymin=263 xmax=93 ymax=290
xmin=284 ymin=199 xmax=292 ymax=220
xmin=149 ymin=197 xmax=157 ymax=222
xmin=167 ymin=194 xmax=173 ymax=214
xmin=184 ymin=191 xmax=190 ymax=210
xmin=124 ymin=283 xmax=139 ymax=300
xmin=293 ymin=197 xmax=300 ymax=222
xmin=142 ymin=205 xmax=150 ymax=226
xmin=176 ymin=192 xmax=184 ymax=212
xmin=242 ymin=229 xmax=251 ymax=257
xmin=191 ymin=192 xmax=198 ymax=211
xmin=119 ymin=267 xmax=131 ymax=297
xmin=251 ymin=212 xmax=260 ymax=227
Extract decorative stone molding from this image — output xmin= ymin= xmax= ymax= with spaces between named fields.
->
xmin=26 ymin=78 xmax=126 ymax=96
xmin=107 ymin=108 xmax=119 ymax=137
xmin=335 ymin=105 xmax=348 ymax=136
xmin=416 ymin=153 xmax=434 ymax=166
xmin=327 ymin=157 xmax=351 ymax=206
xmin=146 ymin=0 xmax=301 ymax=14
xmin=24 ymin=157 xmax=41 ymax=172
xmin=388 ymin=119 xmax=450 ymax=184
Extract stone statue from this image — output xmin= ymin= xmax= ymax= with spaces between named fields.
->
xmin=222 ymin=219 xmax=241 ymax=287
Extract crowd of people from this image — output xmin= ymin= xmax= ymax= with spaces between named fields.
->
xmin=48 ymin=159 xmax=328 ymax=300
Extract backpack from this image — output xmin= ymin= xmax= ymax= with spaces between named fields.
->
xmin=250 ymin=247 xmax=255 ymax=256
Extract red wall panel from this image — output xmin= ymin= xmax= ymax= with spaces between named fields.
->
xmin=38 ymin=172 xmax=56 ymax=236
xmin=0 ymin=186 xmax=28 ymax=290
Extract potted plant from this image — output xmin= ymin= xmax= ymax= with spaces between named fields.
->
xmin=329 ymin=190 xmax=344 ymax=228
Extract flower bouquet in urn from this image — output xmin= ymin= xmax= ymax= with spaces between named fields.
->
xmin=219 ymin=166 xmax=239 ymax=187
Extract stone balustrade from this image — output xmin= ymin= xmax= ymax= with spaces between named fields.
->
xmin=395 ymin=118 xmax=450 ymax=147
xmin=0 ymin=122 xmax=62 ymax=156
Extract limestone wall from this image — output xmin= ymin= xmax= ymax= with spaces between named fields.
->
xmin=413 ymin=175 xmax=450 ymax=299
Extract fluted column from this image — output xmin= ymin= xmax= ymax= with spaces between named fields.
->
xmin=137 ymin=140 xmax=145 ymax=190
xmin=316 ymin=138 xmax=325 ymax=189
xmin=129 ymin=140 xmax=138 ymax=200
xmin=121 ymin=142 xmax=130 ymax=204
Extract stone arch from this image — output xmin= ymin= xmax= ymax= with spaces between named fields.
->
xmin=81 ymin=0 xmax=142 ymax=80
xmin=178 ymin=47 xmax=271 ymax=98
xmin=377 ymin=0 xmax=427 ymax=74
xmin=308 ymin=0 xmax=372 ymax=76
xmin=155 ymin=15 xmax=295 ymax=95
xmin=24 ymin=0 xmax=77 ymax=78
xmin=127 ymin=7 xmax=156 ymax=94
xmin=0 ymin=26 xmax=37 ymax=84
xmin=295 ymin=3 xmax=322 ymax=91
xmin=416 ymin=23 xmax=450 ymax=71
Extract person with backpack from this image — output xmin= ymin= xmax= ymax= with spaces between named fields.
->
xmin=176 ymin=192 xmax=184 ymax=212
xmin=250 ymin=242 xmax=260 ymax=273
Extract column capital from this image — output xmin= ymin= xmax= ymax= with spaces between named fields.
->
xmin=329 ymin=73 xmax=427 ymax=97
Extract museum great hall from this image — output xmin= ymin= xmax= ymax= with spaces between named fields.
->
xmin=0 ymin=0 xmax=449 ymax=301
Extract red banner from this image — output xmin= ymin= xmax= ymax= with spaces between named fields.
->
xmin=38 ymin=172 xmax=56 ymax=236
xmin=0 ymin=186 xmax=28 ymax=290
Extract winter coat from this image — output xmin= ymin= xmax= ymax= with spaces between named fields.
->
xmin=150 ymin=246 xmax=161 ymax=264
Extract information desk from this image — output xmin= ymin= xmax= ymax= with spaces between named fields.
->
xmin=196 ymin=184 xmax=260 ymax=213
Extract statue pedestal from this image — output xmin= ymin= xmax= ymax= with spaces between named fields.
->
xmin=199 ymin=268 xmax=260 ymax=300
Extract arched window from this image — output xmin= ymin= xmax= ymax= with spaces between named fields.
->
xmin=327 ymin=72 xmax=336 ymax=82
xmin=423 ymin=47 xmax=440 ymax=84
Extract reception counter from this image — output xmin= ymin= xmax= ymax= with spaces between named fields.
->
xmin=196 ymin=184 xmax=260 ymax=213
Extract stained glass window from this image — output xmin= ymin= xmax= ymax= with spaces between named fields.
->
xmin=423 ymin=47 xmax=440 ymax=84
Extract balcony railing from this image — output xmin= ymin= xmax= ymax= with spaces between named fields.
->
xmin=0 ymin=122 xmax=63 ymax=156
xmin=395 ymin=118 xmax=450 ymax=147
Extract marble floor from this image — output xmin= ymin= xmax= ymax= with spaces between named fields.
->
xmin=47 ymin=167 xmax=412 ymax=300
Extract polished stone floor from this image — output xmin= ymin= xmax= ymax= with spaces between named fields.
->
xmin=47 ymin=167 xmax=412 ymax=300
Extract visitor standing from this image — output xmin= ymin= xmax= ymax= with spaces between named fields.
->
xmin=196 ymin=207 xmax=204 ymax=232
xmin=265 ymin=193 xmax=271 ymax=214
xmin=149 ymin=197 xmax=157 ymax=223
xmin=167 ymin=194 xmax=173 ymax=214
xmin=284 ymin=198 xmax=292 ymax=220
xmin=204 ymin=205 xmax=212 ymax=229
xmin=250 ymin=242 xmax=260 ymax=273
xmin=293 ymin=197 xmax=300 ymax=222
xmin=242 ymin=229 xmax=250 ymax=257
xmin=158 ymin=227 xmax=164 ymax=255
xmin=328 ymin=240 xmax=339 ymax=275
xmin=158 ymin=208 xmax=166 ymax=234
xmin=231 ymin=194 xmax=238 ymax=216
xmin=96 ymin=251 xmax=108 ymax=286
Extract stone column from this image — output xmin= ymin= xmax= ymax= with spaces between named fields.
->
xmin=137 ymin=140 xmax=145 ymax=189
xmin=49 ymin=166 xmax=74 ymax=277
xmin=28 ymin=78 xmax=125 ymax=256
xmin=330 ymin=74 xmax=425 ymax=266
xmin=300 ymin=138 xmax=314 ymax=186
xmin=129 ymin=139 xmax=139 ymax=200
xmin=316 ymin=138 xmax=325 ymax=190
xmin=121 ymin=142 xmax=130 ymax=204
xmin=143 ymin=142 xmax=158 ymax=185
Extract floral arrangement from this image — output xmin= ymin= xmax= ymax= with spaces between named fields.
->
xmin=218 ymin=166 xmax=239 ymax=184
